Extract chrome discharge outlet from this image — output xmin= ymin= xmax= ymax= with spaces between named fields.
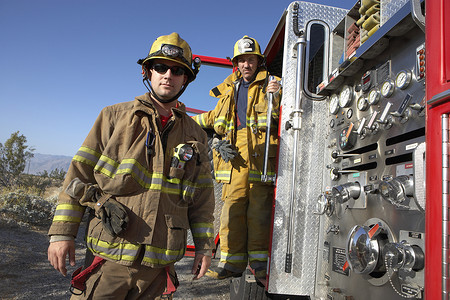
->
xmin=332 ymin=182 xmax=361 ymax=204
xmin=379 ymin=175 xmax=414 ymax=208
xmin=383 ymin=241 xmax=425 ymax=272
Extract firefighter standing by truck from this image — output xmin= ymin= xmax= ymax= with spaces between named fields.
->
xmin=47 ymin=32 xmax=215 ymax=299
xmin=194 ymin=35 xmax=281 ymax=280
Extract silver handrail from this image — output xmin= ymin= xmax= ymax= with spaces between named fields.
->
xmin=285 ymin=35 xmax=306 ymax=273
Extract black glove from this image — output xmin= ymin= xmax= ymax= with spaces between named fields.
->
xmin=95 ymin=197 xmax=129 ymax=237
xmin=212 ymin=138 xmax=237 ymax=163
xmin=65 ymin=178 xmax=129 ymax=237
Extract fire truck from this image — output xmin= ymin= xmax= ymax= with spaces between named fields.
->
xmin=189 ymin=0 xmax=449 ymax=299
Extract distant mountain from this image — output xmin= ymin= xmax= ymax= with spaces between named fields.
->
xmin=26 ymin=153 xmax=72 ymax=175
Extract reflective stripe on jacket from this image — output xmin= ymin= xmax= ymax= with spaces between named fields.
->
xmin=193 ymin=70 xmax=281 ymax=184
xmin=49 ymin=93 xmax=215 ymax=267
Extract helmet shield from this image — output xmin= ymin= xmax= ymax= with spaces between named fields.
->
xmin=232 ymin=35 xmax=264 ymax=64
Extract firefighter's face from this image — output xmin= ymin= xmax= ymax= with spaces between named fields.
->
xmin=237 ymin=54 xmax=259 ymax=82
xmin=149 ymin=59 xmax=187 ymax=101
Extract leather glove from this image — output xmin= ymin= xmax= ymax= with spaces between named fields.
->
xmin=94 ymin=197 xmax=129 ymax=237
xmin=65 ymin=178 xmax=129 ymax=237
xmin=212 ymin=137 xmax=237 ymax=163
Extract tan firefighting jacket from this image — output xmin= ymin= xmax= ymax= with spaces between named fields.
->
xmin=193 ymin=69 xmax=281 ymax=184
xmin=48 ymin=93 xmax=215 ymax=268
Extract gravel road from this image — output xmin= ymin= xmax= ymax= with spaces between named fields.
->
xmin=0 ymin=221 xmax=230 ymax=300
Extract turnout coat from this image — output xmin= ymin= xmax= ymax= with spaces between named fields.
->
xmin=48 ymin=93 xmax=215 ymax=268
xmin=193 ymin=69 xmax=281 ymax=184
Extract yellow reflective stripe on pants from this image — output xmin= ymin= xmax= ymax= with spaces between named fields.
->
xmin=248 ymin=250 xmax=268 ymax=262
xmin=219 ymin=251 xmax=248 ymax=264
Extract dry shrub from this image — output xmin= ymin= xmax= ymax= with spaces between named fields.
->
xmin=0 ymin=187 xmax=57 ymax=227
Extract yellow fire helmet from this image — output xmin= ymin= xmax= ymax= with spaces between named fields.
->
xmin=231 ymin=35 xmax=264 ymax=65
xmin=138 ymin=32 xmax=200 ymax=83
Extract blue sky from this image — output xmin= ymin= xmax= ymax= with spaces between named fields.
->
xmin=0 ymin=0 xmax=356 ymax=157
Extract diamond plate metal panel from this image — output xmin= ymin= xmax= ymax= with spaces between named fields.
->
xmin=381 ymin=0 xmax=410 ymax=26
xmin=267 ymin=2 xmax=347 ymax=297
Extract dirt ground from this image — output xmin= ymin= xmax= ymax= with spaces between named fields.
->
xmin=0 ymin=221 xmax=231 ymax=300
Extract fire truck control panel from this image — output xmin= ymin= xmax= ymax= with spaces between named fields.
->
xmin=264 ymin=0 xmax=427 ymax=299
xmin=190 ymin=0 xmax=448 ymax=299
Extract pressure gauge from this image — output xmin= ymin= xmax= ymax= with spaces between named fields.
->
xmin=339 ymin=85 xmax=354 ymax=108
xmin=395 ymin=70 xmax=412 ymax=90
xmin=357 ymin=96 xmax=369 ymax=111
xmin=381 ymin=79 xmax=395 ymax=98
xmin=368 ymin=88 xmax=381 ymax=105
xmin=346 ymin=108 xmax=353 ymax=119
xmin=329 ymin=94 xmax=340 ymax=115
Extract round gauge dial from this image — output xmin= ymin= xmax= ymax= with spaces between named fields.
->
xmin=368 ymin=88 xmax=381 ymax=105
xmin=329 ymin=94 xmax=340 ymax=115
xmin=357 ymin=96 xmax=369 ymax=111
xmin=339 ymin=85 xmax=354 ymax=108
xmin=381 ymin=80 xmax=395 ymax=98
xmin=329 ymin=118 xmax=335 ymax=128
xmin=346 ymin=108 xmax=353 ymax=119
xmin=395 ymin=70 xmax=412 ymax=90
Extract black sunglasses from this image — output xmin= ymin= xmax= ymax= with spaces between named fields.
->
xmin=152 ymin=63 xmax=186 ymax=76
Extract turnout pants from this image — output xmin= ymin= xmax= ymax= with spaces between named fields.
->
xmin=218 ymin=129 xmax=274 ymax=273
xmin=71 ymin=248 xmax=167 ymax=300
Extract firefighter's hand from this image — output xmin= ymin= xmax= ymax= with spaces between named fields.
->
xmin=48 ymin=240 xmax=75 ymax=277
xmin=191 ymin=253 xmax=211 ymax=280
xmin=267 ymin=79 xmax=281 ymax=94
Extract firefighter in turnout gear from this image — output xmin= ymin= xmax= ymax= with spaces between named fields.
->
xmin=194 ymin=35 xmax=282 ymax=280
xmin=47 ymin=32 xmax=215 ymax=299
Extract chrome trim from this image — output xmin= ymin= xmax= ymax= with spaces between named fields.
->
xmin=442 ymin=114 xmax=450 ymax=299
xmin=428 ymin=89 xmax=450 ymax=106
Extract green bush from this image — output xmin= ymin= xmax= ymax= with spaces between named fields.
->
xmin=0 ymin=189 xmax=57 ymax=227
